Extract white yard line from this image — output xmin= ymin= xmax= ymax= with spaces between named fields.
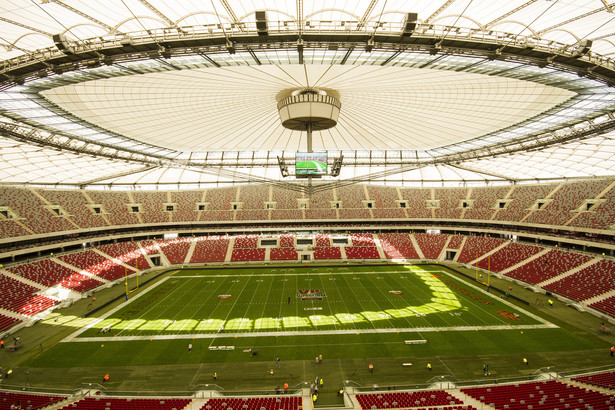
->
xmin=67 ymin=323 xmax=557 ymax=343
xmin=62 ymin=268 xmax=557 ymax=343
xmin=61 ymin=274 xmax=176 ymax=342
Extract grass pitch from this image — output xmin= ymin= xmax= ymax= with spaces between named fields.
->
xmin=12 ymin=263 xmax=609 ymax=393
xmin=74 ymin=264 xmax=546 ymax=339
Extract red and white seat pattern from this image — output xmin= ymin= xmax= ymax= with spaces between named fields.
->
xmin=378 ymin=233 xmax=420 ymax=259
xmin=504 ymin=249 xmax=593 ymax=285
xmin=356 ymin=390 xmax=465 ymax=409
xmin=414 ymin=233 xmax=449 ymax=259
xmin=464 ymin=186 xmax=510 ymax=221
xmin=191 ymin=236 xmax=230 ymax=263
xmin=461 ymin=379 xmax=615 ymax=409
xmin=0 ymin=391 xmax=66 ymax=410
xmin=199 ymin=396 xmax=301 ymax=410
xmin=475 ymin=242 xmax=543 ymax=272
xmin=494 ymin=184 xmax=556 ymax=223
xmin=59 ymin=397 xmax=192 ymax=410
xmin=0 ymin=274 xmax=57 ymax=315
xmin=58 ymin=250 xmax=131 ymax=281
xmin=7 ymin=259 xmax=103 ymax=292
xmin=456 ymin=236 xmax=507 ymax=264
xmin=434 ymin=187 xmax=467 ymax=220
xmin=572 ymin=370 xmax=615 ymax=390
xmin=270 ymin=248 xmax=299 ymax=260
xmin=313 ymin=246 xmax=342 ymax=260
xmin=157 ymin=237 xmax=192 ymax=265
xmin=96 ymin=242 xmax=149 ymax=270
xmin=544 ymin=259 xmax=615 ymax=302
xmin=0 ymin=313 xmax=21 ymax=332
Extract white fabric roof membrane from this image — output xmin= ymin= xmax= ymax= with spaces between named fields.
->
xmin=39 ymin=65 xmax=574 ymax=152
xmin=0 ymin=0 xmax=615 ymax=187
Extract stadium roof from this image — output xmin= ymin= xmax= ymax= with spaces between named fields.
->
xmin=1 ymin=0 xmax=615 ymax=189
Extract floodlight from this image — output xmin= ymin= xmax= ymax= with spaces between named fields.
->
xmin=365 ymin=38 xmax=374 ymax=53
xmin=226 ymin=38 xmax=236 ymax=54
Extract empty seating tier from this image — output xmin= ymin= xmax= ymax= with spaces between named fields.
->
xmin=356 ymin=390 xmax=464 ymax=409
xmin=315 ymin=234 xmax=331 ymax=247
xmin=231 ymin=248 xmax=266 ymax=262
xmin=572 ymin=370 xmax=615 ymax=390
xmin=345 ymin=246 xmax=380 ymax=259
xmin=544 ymin=259 xmax=615 ymax=302
xmin=350 ymin=233 xmax=376 ymax=246
xmin=590 ymin=294 xmax=615 ymax=318
xmin=157 ymin=238 xmax=192 ymax=265
xmin=279 ymin=234 xmax=295 ymax=248
xmin=0 ymin=274 xmax=58 ymax=315
xmin=464 ymin=186 xmax=510 ymax=221
xmin=0 ymin=313 xmax=21 ymax=332
xmin=7 ymin=259 xmax=103 ymax=292
xmin=414 ymin=233 xmax=449 ymax=259
xmin=270 ymin=248 xmax=298 ymax=260
xmin=456 ymin=236 xmax=507 ymax=264
xmin=378 ymin=233 xmax=420 ymax=259
xmin=60 ymin=397 xmax=192 ymax=410
xmin=200 ymin=396 xmax=301 ymax=410
xmin=447 ymin=235 xmax=464 ymax=249
xmin=461 ymin=379 xmax=615 ymax=409
xmin=191 ymin=236 xmax=230 ymax=263
xmin=96 ymin=242 xmax=149 ymax=270
xmin=475 ymin=242 xmax=543 ymax=272
xmin=0 ymin=391 xmax=66 ymax=410
xmin=58 ymin=250 xmax=131 ymax=282
xmin=234 ymin=235 xmax=259 ymax=249
xmin=313 ymin=247 xmax=342 ymax=260
xmin=504 ymin=249 xmax=593 ymax=285
xmin=170 ymin=190 xmax=202 ymax=222
xmin=434 ymin=187 xmax=467 ymax=220
xmin=133 ymin=191 xmax=171 ymax=224
xmin=399 ymin=187 xmax=432 ymax=218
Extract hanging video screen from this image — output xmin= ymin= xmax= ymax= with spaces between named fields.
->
xmin=295 ymin=152 xmax=327 ymax=178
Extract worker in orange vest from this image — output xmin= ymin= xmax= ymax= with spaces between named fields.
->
xmin=369 ymin=363 xmax=373 ymax=373
xmin=0 ymin=340 xmax=4 ymax=349
xmin=103 ymin=374 xmax=109 ymax=383
xmin=284 ymin=382 xmax=288 ymax=393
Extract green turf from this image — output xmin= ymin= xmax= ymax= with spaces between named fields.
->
xmin=23 ymin=264 xmax=596 ymax=370
xmin=75 ymin=265 xmax=542 ymax=338
xmin=12 ymin=263 xmax=610 ymax=393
